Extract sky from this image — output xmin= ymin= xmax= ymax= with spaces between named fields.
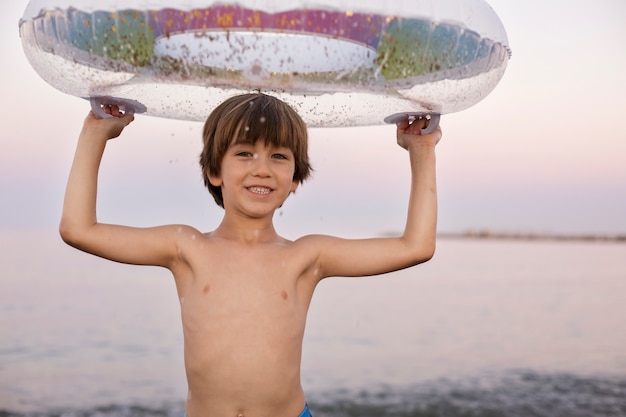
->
xmin=1 ymin=0 xmax=625 ymax=238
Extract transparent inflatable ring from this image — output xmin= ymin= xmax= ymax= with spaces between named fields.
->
xmin=20 ymin=0 xmax=511 ymax=128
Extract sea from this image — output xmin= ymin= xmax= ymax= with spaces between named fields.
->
xmin=1 ymin=230 xmax=625 ymax=417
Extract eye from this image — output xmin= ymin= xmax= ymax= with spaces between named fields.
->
xmin=272 ymin=153 xmax=288 ymax=160
xmin=235 ymin=151 xmax=253 ymax=157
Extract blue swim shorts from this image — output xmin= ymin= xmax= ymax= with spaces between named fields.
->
xmin=299 ymin=403 xmax=312 ymax=417
xmin=184 ymin=403 xmax=311 ymax=417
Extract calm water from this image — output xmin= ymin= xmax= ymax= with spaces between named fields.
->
xmin=1 ymin=231 xmax=625 ymax=416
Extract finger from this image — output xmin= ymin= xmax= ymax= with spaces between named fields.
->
xmin=404 ymin=117 xmax=422 ymax=135
xmin=417 ymin=117 xmax=431 ymax=130
xmin=395 ymin=117 xmax=410 ymax=132
xmin=123 ymin=113 xmax=135 ymax=125
xmin=111 ymin=105 xmax=122 ymax=117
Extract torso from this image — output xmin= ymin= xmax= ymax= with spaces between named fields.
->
xmin=170 ymin=227 xmax=321 ymax=417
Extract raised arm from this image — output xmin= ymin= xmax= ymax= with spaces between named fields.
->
xmin=395 ymin=116 xmax=440 ymax=261
xmin=311 ymin=116 xmax=441 ymax=278
xmin=59 ymin=107 xmax=183 ymax=268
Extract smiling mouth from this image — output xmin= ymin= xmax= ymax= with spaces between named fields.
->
xmin=247 ymin=186 xmax=272 ymax=195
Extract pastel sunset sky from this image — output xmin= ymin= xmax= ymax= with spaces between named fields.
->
xmin=1 ymin=0 xmax=624 ymax=238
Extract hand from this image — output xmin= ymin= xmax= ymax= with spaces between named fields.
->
xmin=396 ymin=116 xmax=442 ymax=150
xmin=82 ymin=104 xmax=135 ymax=140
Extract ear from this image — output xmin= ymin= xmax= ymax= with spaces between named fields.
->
xmin=208 ymin=170 xmax=222 ymax=187
xmin=290 ymin=181 xmax=298 ymax=194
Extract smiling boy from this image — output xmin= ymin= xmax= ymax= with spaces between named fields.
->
xmin=60 ymin=93 xmax=441 ymax=417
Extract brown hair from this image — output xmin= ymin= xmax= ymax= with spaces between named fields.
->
xmin=199 ymin=93 xmax=312 ymax=208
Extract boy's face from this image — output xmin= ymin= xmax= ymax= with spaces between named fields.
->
xmin=209 ymin=141 xmax=298 ymax=217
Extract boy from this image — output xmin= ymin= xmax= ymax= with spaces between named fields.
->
xmin=60 ymin=93 xmax=441 ymax=417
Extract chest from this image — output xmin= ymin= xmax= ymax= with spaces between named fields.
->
xmin=183 ymin=241 xmax=314 ymax=305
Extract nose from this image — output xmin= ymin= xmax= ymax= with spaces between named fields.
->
xmin=250 ymin=153 xmax=271 ymax=177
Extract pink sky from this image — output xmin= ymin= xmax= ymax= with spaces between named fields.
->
xmin=1 ymin=0 xmax=625 ymax=235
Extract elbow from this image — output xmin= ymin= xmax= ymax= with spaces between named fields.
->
xmin=59 ymin=218 xmax=85 ymax=249
xmin=424 ymin=243 xmax=436 ymax=262
xmin=59 ymin=220 xmax=76 ymax=247
xmin=418 ymin=242 xmax=436 ymax=264
xmin=404 ymin=239 xmax=436 ymax=267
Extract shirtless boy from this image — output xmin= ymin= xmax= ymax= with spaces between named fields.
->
xmin=59 ymin=93 xmax=441 ymax=417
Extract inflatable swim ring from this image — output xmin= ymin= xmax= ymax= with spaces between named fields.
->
xmin=19 ymin=0 xmax=511 ymax=129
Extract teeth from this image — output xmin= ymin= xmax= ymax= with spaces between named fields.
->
xmin=248 ymin=186 xmax=271 ymax=195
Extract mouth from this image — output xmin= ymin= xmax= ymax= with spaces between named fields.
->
xmin=247 ymin=186 xmax=272 ymax=195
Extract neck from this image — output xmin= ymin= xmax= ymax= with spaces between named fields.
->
xmin=213 ymin=211 xmax=280 ymax=244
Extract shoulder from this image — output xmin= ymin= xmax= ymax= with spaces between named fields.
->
xmin=147 ymin=224 xmax=208 ymax=261
xmin=288 ymin=233 xmax=343 ymax=262
xmin=169 ymin=224 xmax=207 ymax=240
xmin=164 ymin=224 xmax=216 ymax=272
xmin=168 ymin=225 xmax=220 ymax=253
xmin=291 ymin=233 xmax=337 ymax=248
xmin=139 ymin=224 xmax=204 ymax=244
xmin=280 ymin=234 xmax=338 ymax=283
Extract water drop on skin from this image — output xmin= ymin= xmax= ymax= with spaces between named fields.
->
xmin=253 ymin=153 xmax=259 ymax=160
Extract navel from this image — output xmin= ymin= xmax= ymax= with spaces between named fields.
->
xmin=281 ymin=290 xmax=288 ymax=301
xmin=203 ymin=284 xmax=211 ymax=295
